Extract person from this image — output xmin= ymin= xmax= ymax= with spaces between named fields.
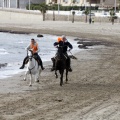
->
xmin=51 ymin=35 xmax=73 ymax=72
xmin=19 ymin=38 xmax=45 ymax=70
xmin=92 ymin=17 xmax=94 ymax=23
xmin=89 ymin=18 xmax=92 ymax=24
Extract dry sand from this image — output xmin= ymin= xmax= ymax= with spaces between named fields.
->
xmin=1 ymin=21 xmax=120 ymax=120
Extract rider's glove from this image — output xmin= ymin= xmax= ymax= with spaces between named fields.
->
xmin=55 ymin=45 xmax=58 ymax=48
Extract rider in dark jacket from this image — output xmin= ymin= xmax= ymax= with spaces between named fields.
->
xmin=51 ymin=35 xmax=73 ymax=71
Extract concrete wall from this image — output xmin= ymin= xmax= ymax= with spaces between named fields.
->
xmin=0 ymin=8 xmax=43 ymax=24
xmin=45 ymin=14 xmax=120 ymax=23
xmin=0 ymin=8 xmax=119 ymax=25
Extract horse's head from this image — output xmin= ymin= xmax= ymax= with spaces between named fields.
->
xmin=55 ymin=46 xmax=65 ymax=61
xmin=28 ymin=49 xmax=33 ymax=61
xmin=57 ymin=46 xmax=63 ymax=55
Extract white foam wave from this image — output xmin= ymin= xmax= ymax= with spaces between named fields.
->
xmin=17 ymin=41 xmax=24 ymax=44
xmin=0 ymin=48 xmax=9 ymax=55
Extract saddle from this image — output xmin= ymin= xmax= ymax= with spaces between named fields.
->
xmin=25 ymin=56 xmax=40 ymax=65
xmin=33 ymin=55 xmax=41 ymax=65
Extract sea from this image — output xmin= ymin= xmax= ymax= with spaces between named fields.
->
xmin=0 ymin=32 xmax=80 ymax=79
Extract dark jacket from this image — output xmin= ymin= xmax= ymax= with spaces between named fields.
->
xmin=54 ymin=41 xmax=73 ymax=53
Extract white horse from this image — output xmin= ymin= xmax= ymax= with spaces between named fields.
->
xmin=24 ymin=50 xmax=42 ymax=86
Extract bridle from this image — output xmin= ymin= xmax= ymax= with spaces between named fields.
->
xmin=28 ymin=50 xmax=37 ymax=74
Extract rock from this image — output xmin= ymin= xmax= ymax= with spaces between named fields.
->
xmin=37 ymin=34 xmax=43 ymax=37
xmin=78 ymin=44 xmax=88 ymax=49
xmin=0 ymin=63 xmax=7 ymax=68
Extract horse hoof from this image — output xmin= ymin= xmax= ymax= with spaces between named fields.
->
xmin=55 ymin=75 xmax=58 ymax=78
xmin=36 ymin=80 xmax=39 ymax=82
xmin=24 ymin=78 xmax=26 ymax=81
xmin=65 ymin=81 xmax=68 ymax=84
xmin=29 ymin=84 xmax=32 ymax=87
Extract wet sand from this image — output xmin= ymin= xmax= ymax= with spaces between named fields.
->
xmin=1 ymin=21 xmax=120 ymax=120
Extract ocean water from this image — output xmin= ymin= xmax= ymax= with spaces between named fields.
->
xmin=0 ymin=32 xmax=80 ymax=79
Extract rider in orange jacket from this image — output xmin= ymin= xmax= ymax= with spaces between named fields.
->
xmin=19 ymin=38 xmax=45 ymax=70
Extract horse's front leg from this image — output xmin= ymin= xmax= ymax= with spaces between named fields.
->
xmin=65 ymin=69 xmax=68 ymax=84
xmin=55 ymin=70 xmax=58 ymax=78
xmin=60 ymin=70 xmax=64 ymax=86
xmin=24 ymin=71 xmax=28 ymax=81
xmin=29 ymin=74 xmax=32 ymax=87
xmin=35 ymin=68 xmax=42 ymax=82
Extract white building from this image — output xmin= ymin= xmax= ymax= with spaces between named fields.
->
xmin=0 ymin=0 xmax=117 ymax=10
xmin=0 ymin=0 xmax=45 ymax=9
xmin=46 ymin=0 xmax=86 ymax=6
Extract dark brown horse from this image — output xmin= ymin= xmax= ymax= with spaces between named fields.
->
xmin=55 ymin=46 xmax=70 ymax=86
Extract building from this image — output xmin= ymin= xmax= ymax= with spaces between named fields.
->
xmin=0 ymin=0 xmax=118 ymax=10
xmin=46 ymin=0 xmax=85 ymax=6
xmin=0 ymin=0 xmax=45 ymax=9
xmin=100 ymin=0 xmax=119 ymax=8
xmin=46 ymin=0 xmax=118 ymax=9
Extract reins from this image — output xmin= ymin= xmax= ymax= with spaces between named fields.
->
xmin=28 ymin=58 xmax=36 ymax=74
xmin=28 ymin=50 xmax=37 ymax=74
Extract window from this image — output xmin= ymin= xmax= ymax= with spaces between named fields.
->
xmin=63 ymin=0 xmax=68 ymax=3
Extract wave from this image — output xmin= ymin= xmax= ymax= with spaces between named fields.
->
xmin=0 ymin=48 xmax=9 ymax=55
xmin=16 ymin=41 xmax=24 ymax=44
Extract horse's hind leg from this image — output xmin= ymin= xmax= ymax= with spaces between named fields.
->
xmin=55 ymin=70 xmax=58 ymax=78
xmin=35 ymin=69 xmax=41 ymax=82
xmin=60 ymin=71 xmax=64 ymax=86
xmin=29 ymin=74 xmax=32 ymax=87
xmin=24 ymin=71 xmax=28 ymax=81
xmin=65 ymin=70 xmax=68 ymax=84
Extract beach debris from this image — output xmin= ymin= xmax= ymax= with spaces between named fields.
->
xmin=37 ymin=34 xmax=44 ymax=37
xmin=55 ymin=99 xmax=63 ymax=102
xmin=0 ymin=63 xmax=7 ymax=68
xmin=78 ymin=44 xmax=88 ymax=49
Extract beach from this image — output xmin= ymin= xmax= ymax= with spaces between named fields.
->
xmin=1 ymin=13 xmax=120 ymax=119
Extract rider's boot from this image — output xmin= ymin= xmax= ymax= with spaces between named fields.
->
xmin=19 ymin=64 xmax=25 ymax=69
xmin=51 ymin=57 xmax=55 ymax=71
xmin=41 ymin=64 xmax=45 ymax=70
xmin=19 ymin=56 xmax=28 ymax=69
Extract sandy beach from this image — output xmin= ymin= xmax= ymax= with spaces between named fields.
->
xmin=1 ymin=12 xmax=120 ymax=119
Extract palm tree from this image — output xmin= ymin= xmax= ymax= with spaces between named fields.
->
xmin=89 ymin=0 xmax=92 ymax=24
xmin=72 ymin=11 xmax=75 ymax=23
xmin=49 ymin=2 xmax=55 ymax=21
xmin=71 ymin=0 xmax=75 ymax=23
xmin=39 ymin=3 xmax=48 ymax=21
xmin=110 ymin=10 xmax=116 ymax=25
xmin=84 ymin=9 xmax=89 ymax=23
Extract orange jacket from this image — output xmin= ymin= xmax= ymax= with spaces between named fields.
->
xmin=30 ymin=43 xmax=38 ymax=54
